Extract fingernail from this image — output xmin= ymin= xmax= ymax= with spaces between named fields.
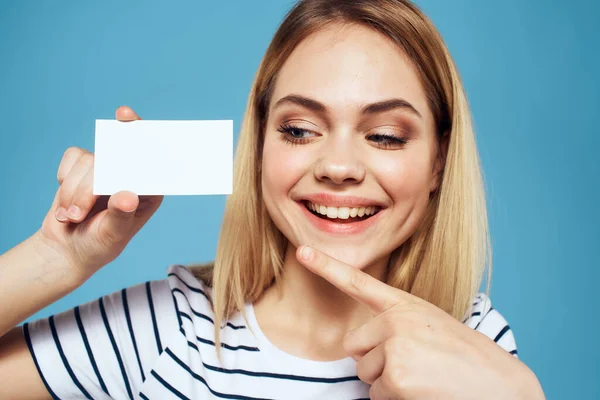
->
xmin=55 ymin=207 xmax=68 ymax=221
xmin=67 ymin=205 xmax=80 ymax=219
xmin=300 ymin=245 xmax=314 ymax=261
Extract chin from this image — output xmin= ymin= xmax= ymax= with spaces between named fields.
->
xmin=299 ymin=239 xmax=380 ymax=271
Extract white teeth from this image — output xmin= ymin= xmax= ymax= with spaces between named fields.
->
xmin=337 ymin=207 xmax=350 ymax=219
xmin=307 ymin=202 xmax=379 ymax=220
xmin=326 ymin=206 xmax=338 ymax=219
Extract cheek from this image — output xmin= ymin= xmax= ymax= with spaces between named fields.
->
xmin=261 ymin=141 xmax=309 ymax=204
xmin=373 ymin=150 xmax=433 ymax=202
xmin=371 ymin=149 xmax=435 ymax=253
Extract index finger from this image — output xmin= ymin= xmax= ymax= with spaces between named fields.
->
xmin=115 ymin=105 xmax=142 ymax=121
xmin=296 ymin=245 xmax=405 ymax=314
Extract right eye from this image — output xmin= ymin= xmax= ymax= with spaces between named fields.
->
xmin=277 ymin=123 xmax=317 ymax=145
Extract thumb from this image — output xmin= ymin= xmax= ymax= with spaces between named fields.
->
xmin=97 ymin=191 xmax=139 ymax=245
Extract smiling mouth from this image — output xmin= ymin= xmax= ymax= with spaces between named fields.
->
xmin=303 ymin=200 xmax=381 ymax=223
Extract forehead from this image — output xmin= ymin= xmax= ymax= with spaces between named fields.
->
xmin=270 ymin=23 xmax=432 ymax=124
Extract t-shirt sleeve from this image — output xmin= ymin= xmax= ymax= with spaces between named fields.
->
xmin=462 ymin=293 xmax=518 ymax=358
xmin=22 ymin=277 xmax=180 ymax=400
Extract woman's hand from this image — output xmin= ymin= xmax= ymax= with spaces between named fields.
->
xmin=296 ymin=245 xmax=545 ymax=400
xmin=36 ymin=106 xmax=164 ymax=281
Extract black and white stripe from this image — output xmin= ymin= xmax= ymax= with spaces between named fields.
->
xmin=23 ymin=264 xmax=517 ymax=399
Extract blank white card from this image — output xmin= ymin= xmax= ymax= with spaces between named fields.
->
xmin=93 ymin=119 xmax=233 ymax=195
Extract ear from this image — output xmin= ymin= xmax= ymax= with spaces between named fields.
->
xmin=430 ymin=131 xmax=449 ymax=194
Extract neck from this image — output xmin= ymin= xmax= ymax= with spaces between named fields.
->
xmin=257 ymin=242 xmax=390 ymax=332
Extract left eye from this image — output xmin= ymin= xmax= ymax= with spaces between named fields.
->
xmin=367 ymin=133 xmax=408 ymax=147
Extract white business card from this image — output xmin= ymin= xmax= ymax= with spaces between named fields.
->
xmin=93 ymin=119 xmax=233 ymax=195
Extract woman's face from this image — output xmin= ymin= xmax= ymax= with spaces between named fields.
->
xmin=261 ymin=23 xmax=444 ymax=270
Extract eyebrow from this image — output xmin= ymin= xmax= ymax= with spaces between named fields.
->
xmin=271 ymin=94 xmax=422 ymax=119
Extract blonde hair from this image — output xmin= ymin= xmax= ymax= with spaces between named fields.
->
xmin=188 ymin=0 xmax=491 ymax=362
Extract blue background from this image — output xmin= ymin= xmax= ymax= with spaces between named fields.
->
xmin=1 ymin=1 xmax=598 ymax=398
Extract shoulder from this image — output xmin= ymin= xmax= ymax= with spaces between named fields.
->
xmin=463 ymin=292 xmax=519 ymax=358
xmin=21 ymin=265 xmax=197 ymax=398
xmin=165 ymin=264 xmax=215 ymax=320
xmin=166 ymin=264 xmax=213 ymax=298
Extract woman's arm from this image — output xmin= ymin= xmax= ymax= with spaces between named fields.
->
xmin=0 ymin=231 xmax=83 ymax=338
xmin=0 ymin=231 xmax=84 ymax=399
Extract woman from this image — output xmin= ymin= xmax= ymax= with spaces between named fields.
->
xmin=0 ymin=0 xmax=545 ymax=398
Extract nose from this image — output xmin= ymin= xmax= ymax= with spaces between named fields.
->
xmin=313 ymin=141 xmax=366 ymax=185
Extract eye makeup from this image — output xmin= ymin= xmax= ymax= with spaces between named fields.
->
xmin=366 ymin=133 xmax=408 ymax=149
xmin=277 ymin=123 xmax=317 ymax=146
xmin=276 ymin=123 xmax=410 ymax=149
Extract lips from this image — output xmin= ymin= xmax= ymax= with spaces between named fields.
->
xmin=297 ymin=199 xmax=383 ymax=235
xmin=300 ymin=193 xmax=387 ymax=209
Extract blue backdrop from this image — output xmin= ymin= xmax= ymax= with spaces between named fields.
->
xmin=1 ymin=1 xmax=598 ymax=398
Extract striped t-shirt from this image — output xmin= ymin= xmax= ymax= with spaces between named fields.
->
xmin=23 ymin=264 xmax=518 ymax=399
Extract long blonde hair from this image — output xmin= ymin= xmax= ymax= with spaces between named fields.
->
xmin=188 ymin=0 xmax=491 ymax=362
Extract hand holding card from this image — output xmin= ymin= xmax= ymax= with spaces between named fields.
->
xmin=36 ymin=106 xmax=233 ymax=283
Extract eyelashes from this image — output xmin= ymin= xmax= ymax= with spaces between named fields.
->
xmin=277 ymin=123 xmax=314 ymax=146
xmin=276 ymin=123 xmax=409 ymax=149
xmin=367 ymin=133 xmax=409 ymax=148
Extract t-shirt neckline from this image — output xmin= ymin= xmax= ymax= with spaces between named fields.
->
xmin=244 ymin=302 xmax=358 ymax=376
